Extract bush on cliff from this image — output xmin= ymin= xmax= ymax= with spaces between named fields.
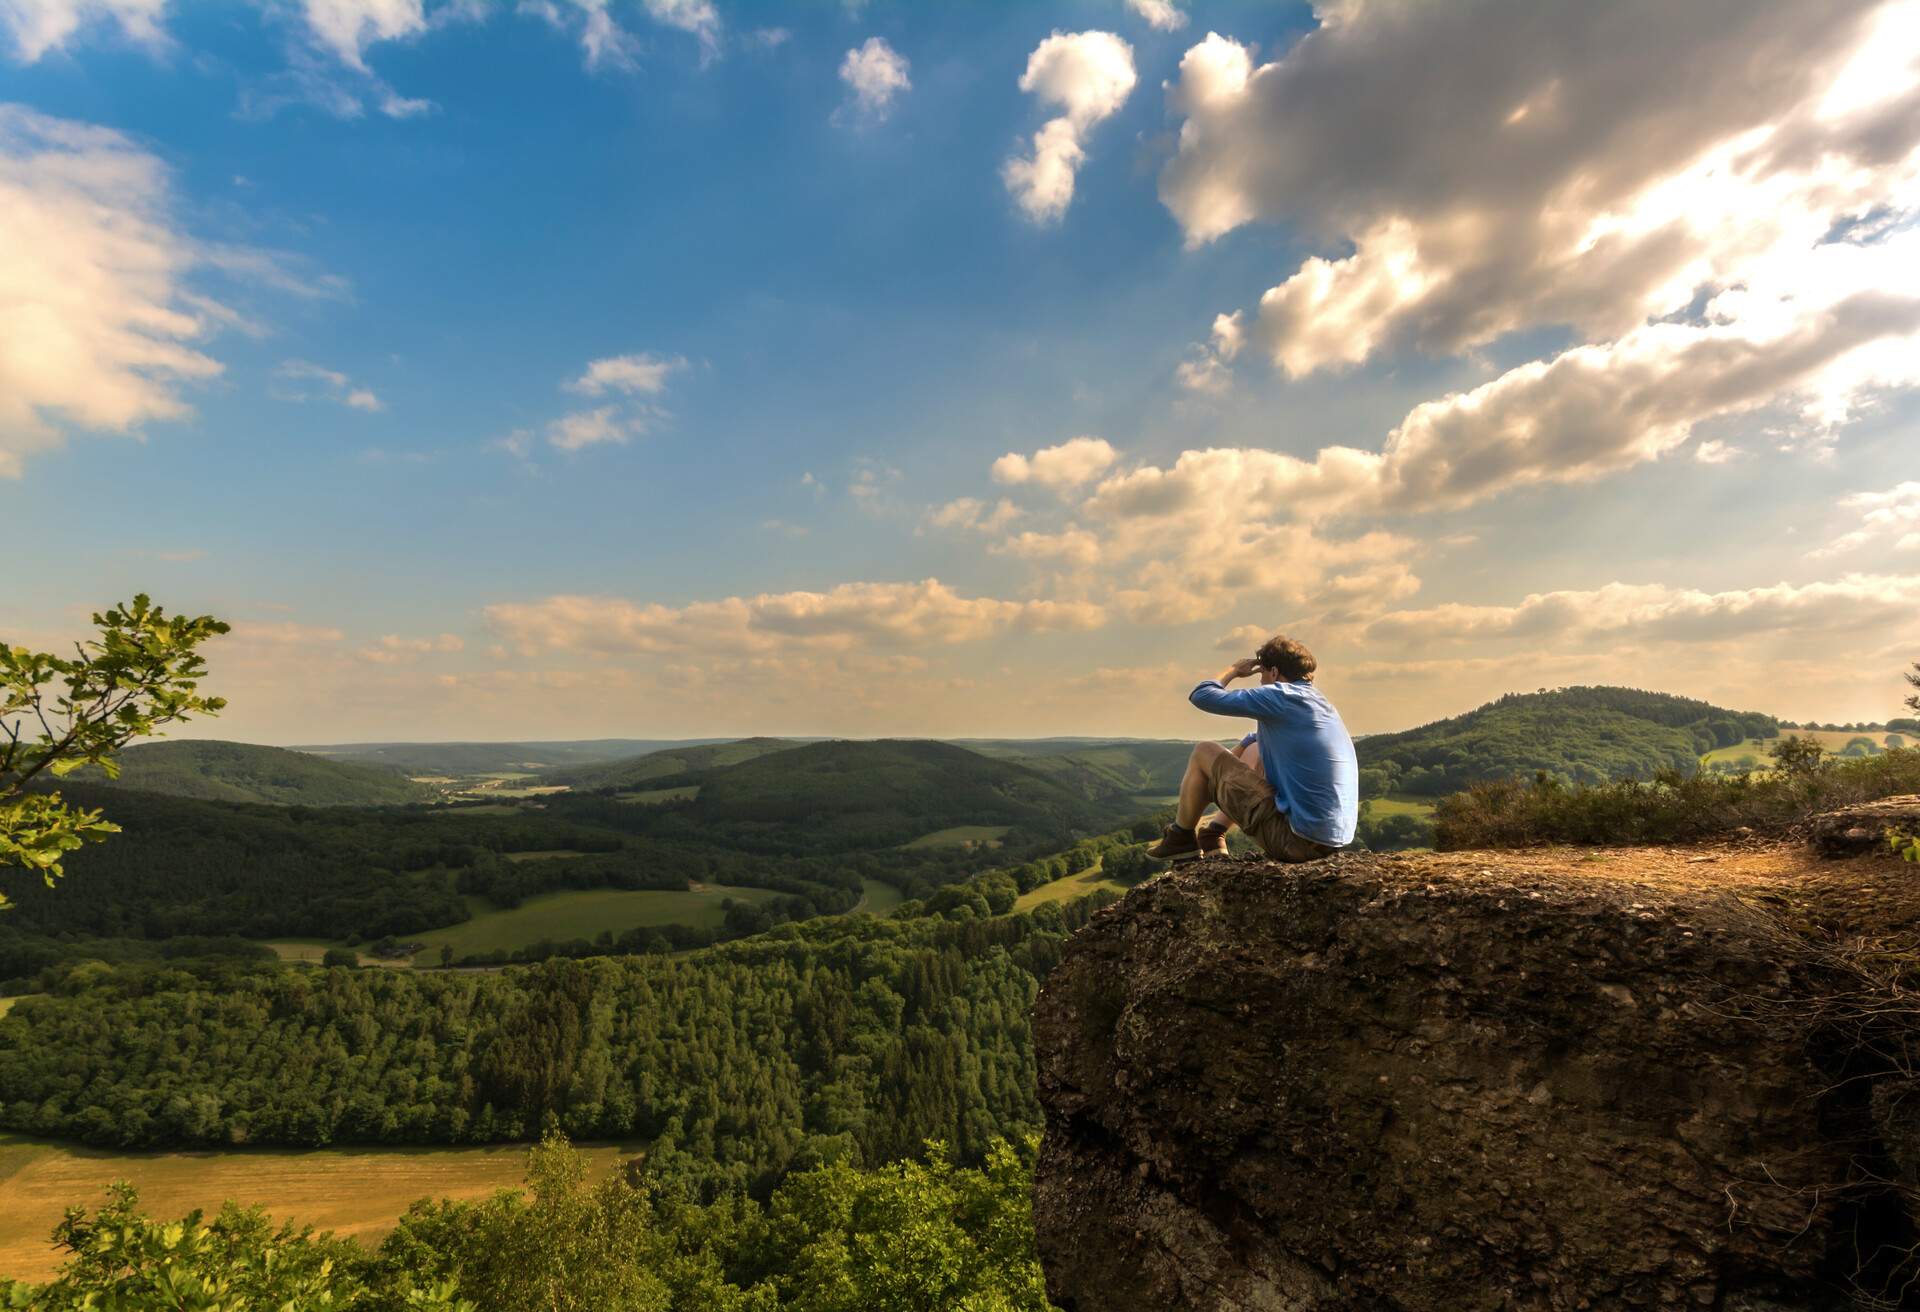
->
xmin=1434 ymin=744 xmax=1920 ymax=849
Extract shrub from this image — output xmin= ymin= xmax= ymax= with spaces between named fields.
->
xmin=1434 ymin=748 xmax=1920 ymax=849
xmin=322 ymin=947 xmax=359 ymax=968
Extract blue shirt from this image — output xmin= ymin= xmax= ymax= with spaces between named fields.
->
xmin=1189 ymin=678 xmax=1359 ymax=847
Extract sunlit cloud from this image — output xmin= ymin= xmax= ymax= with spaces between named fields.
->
xmin=1003 ymin=30 xmax=1136 ymax=223
xmin=0 ymin=106 xmax=222 ymax=477
xmin=484 ymin=579 xmax=1107 ymax=656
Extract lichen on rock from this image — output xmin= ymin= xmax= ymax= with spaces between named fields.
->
xmin=1032 ymin=847 xmax=1920 ymax=1311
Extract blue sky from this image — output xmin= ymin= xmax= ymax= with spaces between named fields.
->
xmin=4 ymin=0 xmax=1920 ymax=742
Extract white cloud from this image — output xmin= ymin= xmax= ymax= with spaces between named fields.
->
xmin=358 ymin=632 xmax=464 ymax=663
xmin=1 ymin=0 xmax=167 ymax=61
xmin=1105 ymin=231 xmax=1920 ymax=523
xmin=991 ymin=436 xmax=1117 ymax=488
xmin=1124 ymin=0 xmax=1186 ymax=32
xmin=1164 ymin=5 xmax=1920 ymax=382
xmin=1813 ymin=482 xmax=1920 ymax=558
xmin=1002 ymin=30 xmax=1136 ymax=223
xmin=930 ymin=496 xmax=1023 ymax=533
xmin=991 ymin=526 xmax=1103 ymax=567
xmin=301 ymin=0 xmax=425 ymax=71
xmin=642 ymin=0 xmax=719 ymax=62
xmin=274 ymin=359 xmax=384 ymax=412
xmin=838 ymin=36 xmax=910 ymax=122
xmin=484 ymin=579 xmax=1107 ymax=656
xmin=567 ymin=351 xmax=686 ymax=396
xmin=1213 ymin=623 xmax=1269 ymax=653
xmin=1363 ymin=575 xmax=1920 ymax=648
xmin=0 ymin=106 xmax=225 ymax=477
xmin=547 ymin=406 xmax=636 ymax=451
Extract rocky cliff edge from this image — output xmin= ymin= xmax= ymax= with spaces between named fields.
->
xmin=1033 ymin=835 xmax=1920 ymax=1311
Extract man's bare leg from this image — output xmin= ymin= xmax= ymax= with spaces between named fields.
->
xmin=1176 ymin=740 xmax=1232 ymax=829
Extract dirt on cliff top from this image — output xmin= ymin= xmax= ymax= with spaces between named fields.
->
xmin=1361 ymin=840 xmax=1920 ymax=945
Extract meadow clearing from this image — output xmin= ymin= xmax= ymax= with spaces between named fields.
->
xmin=1013 ymin=858 xmax=1139 ymax=912
xmin=902 ymin=825 xmax=1011 ymax=850
xmin=0 ymin=1134 xmax=641 ymax=1284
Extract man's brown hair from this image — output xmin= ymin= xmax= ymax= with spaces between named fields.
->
xmin=1255 ymin=635 xmax=1316 ymax=683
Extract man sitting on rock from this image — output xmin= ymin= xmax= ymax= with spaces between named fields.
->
xmin=1146 ymin=634 xmax=1358 ymax=863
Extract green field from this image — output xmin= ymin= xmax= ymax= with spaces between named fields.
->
xmin=902 ymin=824 xmax=1011 ymax=850
xmin=0 ymin=995 xmax=30 ymax=1019
xmin=1702 ymin=730 xmax=1906 ymax=770
xmin=1012 ymin=859 xmax=1143 ymax=912
xmin=260 ymin=940 xmax=410 ymax=968
xmin=615 ymin=785 xmax=699 ymax=805
xmin=405 ymin=885 xmax=783 ymax=960
xmin=501 ymin=848 xmax=588 ymax=863
xmin=0 ymin=1134 xmax=640 ymax=1284
xmin=1366 ymin=795 xmax=1437 ymax=819
xmin=854 ymin=878 xmax=905 ymax=915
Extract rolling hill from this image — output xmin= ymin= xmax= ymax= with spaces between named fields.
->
xmin=672 ymin=738 xmax=1138 ymax=855
xmin=1358 ymin=686 xmax=1779 ymax=797
xmin=545 ymin=737 xmax=811 ymax=791
xmin=77 ymin=740 xmax=433 ymax=806
xmin=292 ymin=739 xmax=729 ymax=775
xmin=964 ymin=739 xmax=1196 ymax=800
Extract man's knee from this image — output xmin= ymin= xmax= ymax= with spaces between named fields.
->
xmin=1191 ymin=740 xmax=1228 ymax=767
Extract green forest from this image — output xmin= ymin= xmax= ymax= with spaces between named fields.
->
xmin=0 ymin=901 xmax=1110 ymax=1186
xmin=1356 ymin=686 xmax=1780 ymax=797
xmin=83 ymin=741 xmax=434 ymax=807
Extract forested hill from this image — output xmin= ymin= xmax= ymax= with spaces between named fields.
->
xmin=77 ymin=740 xmax=432 ymax=806
xmin=1357 ymin=686 xmax=1779 ymax=797
xmin=293 ymin=739 xmax=725 ymax=775
xmin=676 ymin=739 xmax=1137 ymax=854
xmin=545 ymin=736 xmax=807 ymax=790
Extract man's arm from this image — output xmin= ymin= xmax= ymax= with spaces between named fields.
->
xmin=1189 ymin=658 xmax=1266 ymax=716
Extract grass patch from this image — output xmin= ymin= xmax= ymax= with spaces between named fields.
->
xmin=1013 ymin=859 xmax=1141 ymax=912
xmin=501 ymin=849 xmax=588 ymax=863
xmin=902 ymin=825 xmax=1011 ymax=850
xmin=407 ymin=886 xmax=783 ymax=960
xmin=0 ymin=995 xmax=32 ymax=1019
xmin=260 ymin=939 xmax=338 ymax=964
xmin=0 ymin=1134 xmax=640 ymax=1285
xmin=855 ymin=879 xmax=905 ymax=915
xmin=1366 ymin=795 xmax=1436 ymax=820
xmin=439 ymin=804 xmax=520 ymax=817
xmin=615 ymin=786 xmax=699 ymax=805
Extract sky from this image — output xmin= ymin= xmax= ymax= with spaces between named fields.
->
xmin=3 ymin=0 xmax=1920 ymax=745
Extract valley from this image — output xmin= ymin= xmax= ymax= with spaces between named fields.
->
xmin=4 ymin=685 xmax=1914 ymax=1295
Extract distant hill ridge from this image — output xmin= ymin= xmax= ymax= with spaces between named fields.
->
xmin=664 ymin=738 xmax=1139 ymax=855
xmin=1358 ymin=685 xmax=1779 ymax=796
xmin=81 ymin=740 xmax=433 ymax=806
xmin=544 ymin=737 xmax=809 ymax=790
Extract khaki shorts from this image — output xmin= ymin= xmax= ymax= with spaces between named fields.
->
xmin=1207 ymin=748 xmax=1335 ymax=864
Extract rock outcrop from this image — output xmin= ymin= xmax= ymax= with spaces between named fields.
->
xmin=1033 ymin=846 xmax=1920 ymax=1311
xmin=1808 ymin=793 xmax=1920 ymax=857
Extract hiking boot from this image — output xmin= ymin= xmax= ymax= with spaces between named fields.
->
xmin=1197 ymin=819 xmax=1231 ymax=856
xmin=1146 ymin=823 xmax=1201 ymax=862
